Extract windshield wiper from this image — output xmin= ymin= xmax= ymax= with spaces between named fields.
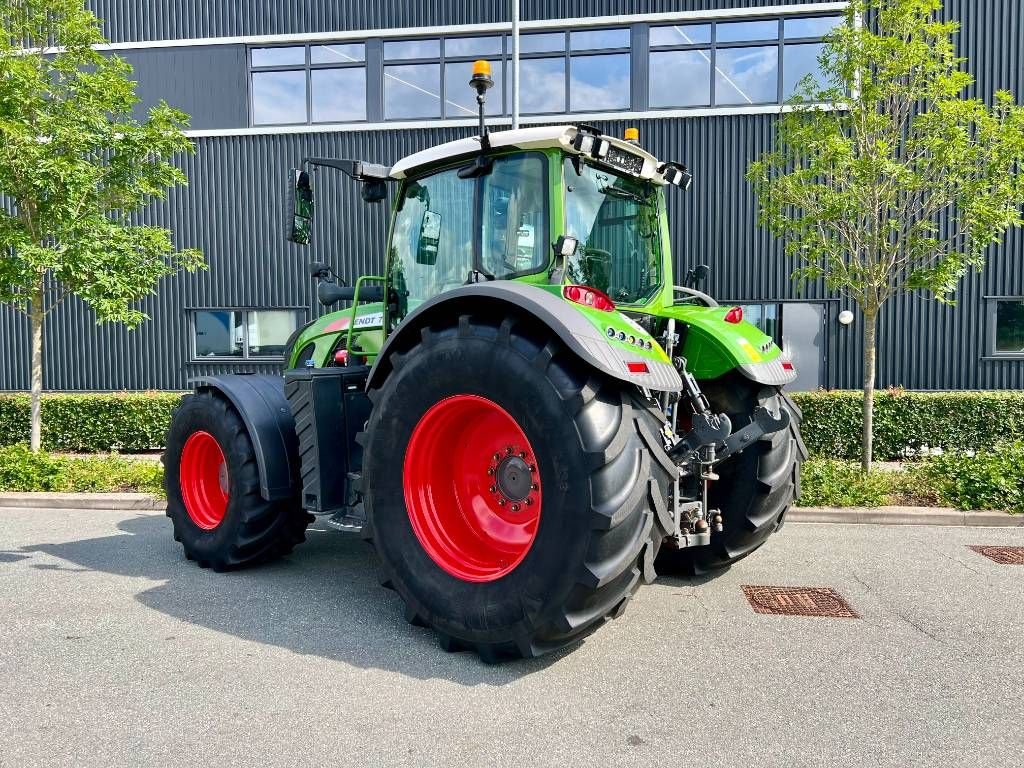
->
xmin=599 ymin=184 xmax=652 ymax=207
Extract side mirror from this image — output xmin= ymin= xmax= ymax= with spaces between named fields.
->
xmin=362 ymin=179 xmax=388 ymax=203
xmin=287 ymin=169 xmax=313 ymax=245
xmin=693 ymin=264 xmax=710 ymax=283
xmin=415 ymin=210 xmax=441 ymax=266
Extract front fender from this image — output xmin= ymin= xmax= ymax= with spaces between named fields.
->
xmin=663 ymin=304 xmax=797 ymax=387
xmin=367 ymin=283 xmax=682 ymax=393
xmin=189 ymin=374 xmax=298 ymax=501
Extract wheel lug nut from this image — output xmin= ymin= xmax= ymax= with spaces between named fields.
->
xmin=519 ymin=451 xmax=526 ymax=459
xmin=530 ymin=483 xmax=538 ymax=491
xmin=528 ymin=465 xmax=536 ymax=473
xmin=511 ymin=504 xmax=520 ymax=512
xmin=487 ymin=467 xmax=495 ymax=475
xmin=489 ymin=485 xmax=497 ymax=493
xmin=506 ymin=446 xmax=513 ymax=455
xmin=493 ymin=453 xmax=500 ymax=462
xmin=498 ymin=498 xmax=506 ymax=506
xmin=525 ymin=498 xmax=533 ymax=506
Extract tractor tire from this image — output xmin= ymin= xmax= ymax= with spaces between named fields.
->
xmin=656 ymin=374 xmax=805 ymax=576
xmin=163 ymin=391 xmax=312 ymax=571
xmin=360 ymin=311 xmax=675 ymax=662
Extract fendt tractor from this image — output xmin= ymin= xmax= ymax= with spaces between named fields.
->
xmin=164 ymin=61 xmax=806 ymax=661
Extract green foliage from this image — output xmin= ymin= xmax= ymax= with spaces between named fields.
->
xmin=748 ymin=0 xmax=1024 ymax=309
xmin=0 ymin=444 xmax=163 ymax=495
xmin=799 ymin=459 xmax=894 ymax=506
xmin=923 ymin=442 xmax=1024 ymax=514
xmin=791 ymin=389 xmax=1024 ymax=460
xmin=0 ymin=392 xmax=183 ymax=451
xmin=0 ymin=1 xmax=203 ymax=323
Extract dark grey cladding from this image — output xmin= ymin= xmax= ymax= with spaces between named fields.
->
xmin=1 ymin=1 xmax=1020 ymax=390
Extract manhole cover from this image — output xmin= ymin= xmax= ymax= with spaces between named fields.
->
xmin=742 ymin=585 xmax=859 ymax=618
xmin=968 ymin=545 xmax=1024 ymax=565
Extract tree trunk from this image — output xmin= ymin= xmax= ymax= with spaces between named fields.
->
xmin=861 ymin=309 xmax=878 ymax=473
xmin=29 ymin=278 xmax=45 ymax=453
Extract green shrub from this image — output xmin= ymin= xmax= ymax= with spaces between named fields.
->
xmin=923 ymin=442 xmax=1024 ymax=514
xmin=0 ymin=444 xmax=164 ymax=495
xmin=791 ymin=390 xmax=1024 ymax=461
xmin=0 ymin=392 xmax=183 ymax=452
xmin=798 ymin=459 xmax=896 ymax=507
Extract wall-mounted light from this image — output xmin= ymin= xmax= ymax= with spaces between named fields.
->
xmin=838 ymin=310 xmax=854 ymax=326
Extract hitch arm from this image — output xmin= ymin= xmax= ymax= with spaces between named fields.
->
xmin=714 ymin=406 xmax=790 ymax=462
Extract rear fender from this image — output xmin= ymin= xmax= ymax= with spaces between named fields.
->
xmin=367 ymin=283 xmax=682 ymax=393
xmin=189 ymin=374 xmax=298 ymax=501
xmin=662 ymin=304 xmax=797 ymax=387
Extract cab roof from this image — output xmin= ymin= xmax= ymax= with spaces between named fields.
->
xmin=389 ymin=124 xmax=671 ymax=185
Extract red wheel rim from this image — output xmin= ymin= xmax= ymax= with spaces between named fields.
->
xmin=403 ymin=395 xmax=542 ymax=582
xmin=180 ymin=430 xmax=229 ymax=530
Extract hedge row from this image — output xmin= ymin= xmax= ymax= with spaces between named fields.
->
xmin=0 ymin=392 xmax=183 ymax=452
xmin=1 ymin=389 xmax=1022 ymax=460
xmin=789 ymin=390 xmax=1024 ymax=460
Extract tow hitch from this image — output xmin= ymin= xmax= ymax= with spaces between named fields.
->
xmin=660 ymin=357 xmax=790 ymax=550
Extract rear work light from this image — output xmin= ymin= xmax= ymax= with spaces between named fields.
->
xmin=563 ymin=285 xmax=616 ymax=312
xmin=723 ymin=306 xmax=743 ymax=324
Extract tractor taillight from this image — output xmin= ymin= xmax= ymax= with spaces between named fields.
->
xmin=724 ymin=306 xmax=743 ymax=324
xmin=563 ymin=285 xmax=616 ymax=312
xmin=334 ymin=349 xmax=349 ymax=365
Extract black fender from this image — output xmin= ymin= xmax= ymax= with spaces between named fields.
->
xmin=367 ymin=282 xmax=682 ymax=392
xmin=189 ymin=374 xmax=298 ymax=502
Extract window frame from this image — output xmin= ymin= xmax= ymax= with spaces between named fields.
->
xmin=986 ymin=297 xmax=1024 ymax=360
xmin=189 ymin=307 xmax=307 ymax=362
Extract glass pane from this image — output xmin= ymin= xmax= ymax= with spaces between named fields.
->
xmin=784 ymin=43 xmax=828 ymax=98
xmin=570 ymin=28 xmax=630 ymax=50
xmin=520 ymin=32 xmax=564 ymax=53
xmin=563 ymin=159 xmax=662 ymax=304
xmin=311 ymin=43 xmax=365 ymax=64
xmin=715 ymin=46 xmax=779 ymax=105
xmin=384 ymin=38 xmax=440 ymax=60
xmin=481 ymin=154 xmax=548 ymax=276
xmin=996 ymin=301 xmax=1024 ymax=353
xmin=251 ymin=70 xmax=307 ymax=124
xmin=311 ymin=68 xmax=366 ymax=122
xmin=570 ymin=53 xmax=630 ymax=111
xmin=785 ymin=15 xmax=844 ymax=39
xmin=384 ymin=63 xmax=441 ymax=119
xmin=389 ymin=168 xmax=476 ymax=312
xmin=649 ymin=50 xmax=711 ymax=107
xmin=248 ymin=311 xmax=299 ymax=357
xmin=251 ymin=46 xmax=305 ymax=67
xmin=445 ymin=61 xmax=502 ymax=117
xmin=194 ymin=311 xmax=244 ymax=357
xmin=519 ymin=57 xmax=565 ymax=114
xmin=445 ymin=35 xmax=502 ymax=58
xmin=716 ymin=20 xmax=779 ymax=43
xmin=650 ymin=24 xmax=712 ymax=46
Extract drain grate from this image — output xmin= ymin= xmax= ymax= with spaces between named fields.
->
xmin=742 ymin=585 xmax=859 ymax=618
xmin=968 ymin=545 xmax=1024 ymax=565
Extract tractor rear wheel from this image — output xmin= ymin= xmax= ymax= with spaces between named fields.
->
xmin=164 ymin=391 xmax=311 ymax=571
xmin=657 ymin=374 xmax=804 ymax=575
xmin=361 ymin=311 xmax=675 ymax=662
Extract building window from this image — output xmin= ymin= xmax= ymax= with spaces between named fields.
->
xmin=990 ymin=299 xmax=1024 ymax=357
xmin=192 ymin=309 xmax=304 ymax=360
xmin=648 ymin=14 xmax=843 ymax=110
xmin=740 ymin=303 xmax=782 ymax=342
xmin=250 ymin=43 xmax=367 ymax=125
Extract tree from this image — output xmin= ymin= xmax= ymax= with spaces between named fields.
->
xmin=0 ymin=0 xmax=202 ymax=451
xmin=747 ymin=0 xmax=1024 ymax=471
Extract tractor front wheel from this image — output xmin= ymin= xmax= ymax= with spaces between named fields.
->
xmin=164 ymin=392 xmax=311 ymax=571
xmin=361 ymin=311 xmax=675 ymax=661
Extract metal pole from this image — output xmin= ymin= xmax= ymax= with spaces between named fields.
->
xmin=512 ymin=0 xmax=520 ymax=129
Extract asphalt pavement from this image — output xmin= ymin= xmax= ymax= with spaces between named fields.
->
xmin=1 ymin=507 xmax=1022 ymax=767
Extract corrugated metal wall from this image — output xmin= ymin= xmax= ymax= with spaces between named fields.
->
xmin=85 ymin=1 xmax=832 ymax=44
xmin=2 ymin=1 xmax=1020 ymax=391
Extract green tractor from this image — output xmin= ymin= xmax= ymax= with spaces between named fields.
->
xmin=164 ymin=61 xmax=806 ymax=662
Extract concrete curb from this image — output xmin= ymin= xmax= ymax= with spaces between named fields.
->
xmin=0 ymin=493 xmax=1020 ymax=527
xmin=789 ymin=506 xmax=1024 ymax=527
xmin=0 ymin=492 xmax=163 ymax=511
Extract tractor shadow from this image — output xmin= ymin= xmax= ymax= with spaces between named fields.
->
xmin=20 ymin=513 xmax=572 ymax=686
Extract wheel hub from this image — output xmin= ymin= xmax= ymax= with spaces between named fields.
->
xmin=495 ymin=454 xmax=531 ymax=502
